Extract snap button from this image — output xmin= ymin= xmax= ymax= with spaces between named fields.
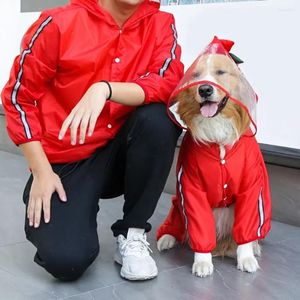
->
xmin=107 ymin=124 xmax=112 ymax=129
xmin=221 ymin=159 xmax=226 ymax=165
xmin=114 ymin=57 xmax=121 ymax=63
xmin=224 ymin=184 xmax=228 ymax=189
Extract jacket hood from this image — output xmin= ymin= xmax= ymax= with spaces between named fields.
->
xmin=71 ymin=0 xmax=160 ymax=28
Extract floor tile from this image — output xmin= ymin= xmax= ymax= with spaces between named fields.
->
xmin=0 ymin=152 xmax=28 ymax=246
xmin=0 ymin=268 xmax=57 ymax=300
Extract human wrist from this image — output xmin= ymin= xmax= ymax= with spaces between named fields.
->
xmin=99 ymin=80 xmax=112 ymax=100
xmin=19 ymin=141 xmax=53 ymax=177
xmin=29 ymin=156 xmax=53 ymax=177
xmin=31 ymin=164 xmax=53 ymax=177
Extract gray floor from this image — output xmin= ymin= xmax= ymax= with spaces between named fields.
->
xmin=0 ymin=151 xmax=300 ymax=300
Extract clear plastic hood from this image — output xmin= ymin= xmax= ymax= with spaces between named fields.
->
xmin=168 ymin=36 xmax=257 ymax=134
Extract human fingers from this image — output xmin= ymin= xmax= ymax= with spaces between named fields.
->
xmin=42 ymin=196 xmax=51 ymax=224
xmin=27 ymin=196 xmax=35 ymax=227
xmin=88 ymin=111 xmax=99 ymax=137
xmin=33 ymin=197 xmax=43 ymax=228
xmin=70 ymin=110 xmax=85 ymax=145
xmin=79 ymin=111 xmax=91 ymax=144
xmin=55 ymin=177 xmax=67 ymax=202
xmin=59 ymin=112 xmax=75 ymax=141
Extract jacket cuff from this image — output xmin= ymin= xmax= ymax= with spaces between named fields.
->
xmin=235 ymin=224 xmax=271 ymax=245
xmin=14 ymin=137 xmax=42 ymax=146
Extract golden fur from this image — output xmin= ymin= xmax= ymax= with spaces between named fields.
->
xmin=177 ymin=88 xmax=250 ymax=139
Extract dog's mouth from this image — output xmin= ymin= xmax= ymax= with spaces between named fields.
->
xmin=199 ymin=96 xmax=229 ymax=118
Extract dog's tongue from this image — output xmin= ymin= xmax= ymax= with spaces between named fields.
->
xmin=200 ymin=102 xmax=218 ymax=118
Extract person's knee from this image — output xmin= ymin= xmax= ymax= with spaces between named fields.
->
xmin=35 ymin=245 xmax=99 ymax=281
xmin=133 ymin=103 xmax=182 ymax=147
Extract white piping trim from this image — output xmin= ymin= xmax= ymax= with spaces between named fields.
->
xmin=177 ymin=166 xmax=188 ymax=232
xmin=11 ymin=16 xmax=53 ymax=139
xmin=257 ymin=188 xmax=265 ymax=237
xmin=159 ymin=23 xmax=177 ymax=77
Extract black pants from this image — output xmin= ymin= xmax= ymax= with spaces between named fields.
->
xmin=23 ymin=104 xmax=181 ymax=281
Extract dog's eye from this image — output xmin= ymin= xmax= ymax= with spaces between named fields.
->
xmin=216 ymin=70 xmax=227 ymax=75
xmin=192 ymin=72 xmax=201 ymax=78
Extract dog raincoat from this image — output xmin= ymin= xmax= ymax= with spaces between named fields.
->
xmin=157 ymin=37 xmax=272 ymax=253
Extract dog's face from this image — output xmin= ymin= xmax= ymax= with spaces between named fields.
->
xmin=176 ymin=53 xmax=251 ymax=145
xmin=193 ymin=54 xmax=238 ymax=109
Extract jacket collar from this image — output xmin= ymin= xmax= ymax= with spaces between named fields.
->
xmin=70 ymin=0 xmax=160 ymax=28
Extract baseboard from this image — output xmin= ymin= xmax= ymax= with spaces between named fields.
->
xmin=260 ymin=143 xmax=300 ymax=169
xmin=177 ymin=132 xmax=300 ymax=170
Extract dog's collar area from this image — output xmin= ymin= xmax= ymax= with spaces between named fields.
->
xmin=200 ymin=96 xmax=229 ymax=118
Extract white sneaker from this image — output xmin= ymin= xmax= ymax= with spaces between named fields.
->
xmin=114 ymin=228 xmax=158 ymax=280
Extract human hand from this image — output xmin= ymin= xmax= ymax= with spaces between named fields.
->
xmin=28 ymin=169 xmax=67 ymax=228
xmin=58 ymin=82 xmax=110 ymax=145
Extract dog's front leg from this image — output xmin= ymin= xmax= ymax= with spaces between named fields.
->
xmin=237 ymin=242 xmax=260 ymax=273
xmin=192 ymin=252 xmax=214 ymax=277
xmin=157 ymin=234 xmax=178 ymax=251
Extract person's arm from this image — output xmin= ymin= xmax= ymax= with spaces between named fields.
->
xmin=109 ymin=82 xmax=145 ymax=105
xmin=132 ymin=14 xmax=184 ymax=104
xmin=1 ymin=12 xmax=59 ymax=146
xmin=58 ymin=81 xmax=145 ymax=145
xmin=1 ymin=13 xmax=63 ymax=228
xmin=20 ymin=142 xmax=67 ymax=228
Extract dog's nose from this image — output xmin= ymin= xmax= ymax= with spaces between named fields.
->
xmin=198 ymin=85 xmax=214 ymax=98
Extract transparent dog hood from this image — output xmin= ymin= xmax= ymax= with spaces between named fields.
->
xmin=168 ymin=36 xmax=258 ymax=134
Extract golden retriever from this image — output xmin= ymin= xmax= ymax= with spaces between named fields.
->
xmin=157 ymin=48 xmax=271 ymax=277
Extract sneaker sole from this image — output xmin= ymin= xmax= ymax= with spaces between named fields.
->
xmin=114 ymin=253 xmax=158 ymax=281
xmin=120 ymin=269 xmax=158 ymax=281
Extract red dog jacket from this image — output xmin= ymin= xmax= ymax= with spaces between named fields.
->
xmin=157 ymin=132 xmax=272 ymax=253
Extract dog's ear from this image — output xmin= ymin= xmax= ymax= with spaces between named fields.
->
xmin=229 ymin=53 xmax=244 ymax=64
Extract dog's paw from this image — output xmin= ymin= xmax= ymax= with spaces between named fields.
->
xmin=252 ymin=241 xmax=262 ymax=257
xmin=237 ymin=256 xmax=260 ymax=273
xmin=157 ymin=234 xmax=177 ymax=251
xmin=192 ymin=261 xmax=214 ymax=277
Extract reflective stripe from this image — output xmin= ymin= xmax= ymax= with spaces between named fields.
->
xmin=11 ymin=16 xmax=53 ymax=139
xmin=177 ymin=166 xmax=188 ymax=232
xmin=140 ymin=72 xmax=150 ymax=79
xmin=257 ymin=188 xmax=265 ymax=237
xmin=159 ymin=23 xmax=177 ymax=77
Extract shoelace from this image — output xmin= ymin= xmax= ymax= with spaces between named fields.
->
xmin=120 ymin=235 xmax=153 ymax=257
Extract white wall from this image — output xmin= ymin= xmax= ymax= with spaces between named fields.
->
xmin=1 ymin=0 xmax=299 ymax=149
xmin=0 ymin=0 xmax=39 ymax=96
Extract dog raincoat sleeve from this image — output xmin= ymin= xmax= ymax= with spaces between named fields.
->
xmin=168 ymin=36 xmax=258 ymax=135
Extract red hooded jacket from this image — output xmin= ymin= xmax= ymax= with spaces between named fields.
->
xmin=157 ymin=132 xmax=272 ymax=253
xmin=1 ymin=0 xmax=184 ymax=163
